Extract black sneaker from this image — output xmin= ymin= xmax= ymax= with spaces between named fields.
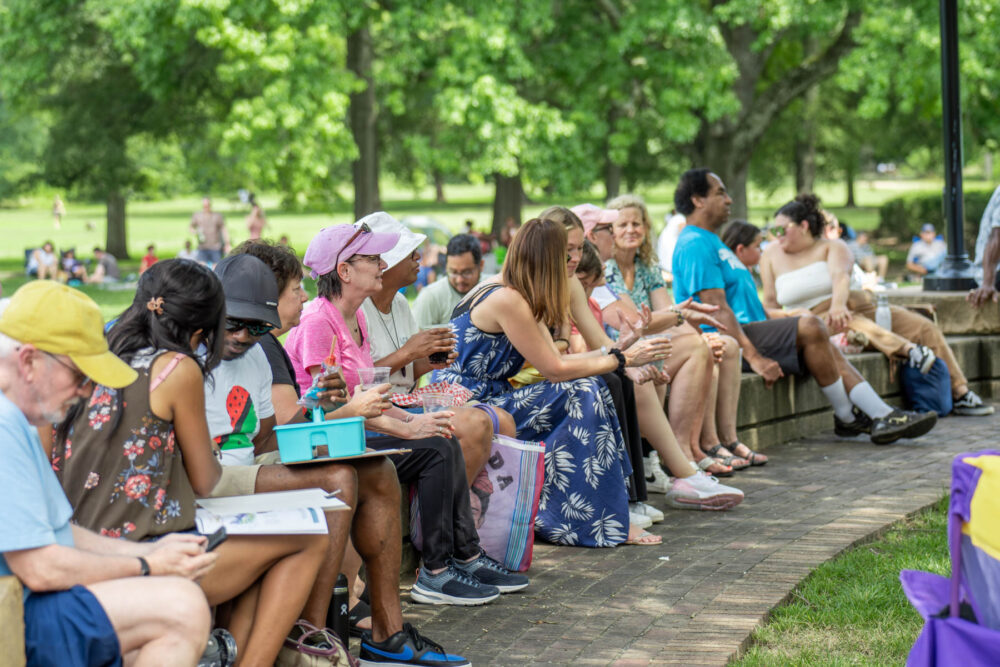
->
xmin=952 ymin=390 xmax=995 ymax=416
xmin=359 ymin=623 xmax=469 ymax=667
xmin=834 ymin=407 xmax=873 ymax=437
xmin=410 ymin=564 xmax=499 ymax=605
xmin=870 ymin=409 xmax=938 ymax=445
xmin=451 ymin=553 xmax=529 ymax=593
xmin=907 ymin=345 xmax=937 ymax=374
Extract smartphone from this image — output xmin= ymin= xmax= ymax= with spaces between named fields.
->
xmin=204 ymin=527 xmax=228 ymax=552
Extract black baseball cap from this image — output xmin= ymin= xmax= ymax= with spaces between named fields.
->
xmin=214 ymin=254 xmax=282 ymax=328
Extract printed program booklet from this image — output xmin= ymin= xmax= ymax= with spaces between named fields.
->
xmin=195 ymin=488 xmax=348 ymax=535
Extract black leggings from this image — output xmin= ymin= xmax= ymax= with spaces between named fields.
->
xmin=368 ymin=435 xmax=480 ymax=570
xmin=600 ymin=372 xmax=647 ymax=503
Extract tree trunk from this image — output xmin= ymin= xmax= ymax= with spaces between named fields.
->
xmin=605 ymin=161 xmax=622 ymax=201
xmin=105 ymin=191 xmax=128 ymax=258
xmin=845 ymin=162 xmax=856 ymax=208
xmin=433 ymin=171 xmax=446 ymax=203
xmin=348 ymin=25 xmax=379 ymax=220
xmin=492 ymin=173 xmax=523 ymax=238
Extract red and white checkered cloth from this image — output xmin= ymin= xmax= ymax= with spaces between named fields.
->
xmin=390 ymin=381 xmax=474 ymax=408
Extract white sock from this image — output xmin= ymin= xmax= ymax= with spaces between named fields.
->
xmin=848 ymin=382 xmax=894 ymax=419
xmin=820 ymin=378 xmax=856 ymax=421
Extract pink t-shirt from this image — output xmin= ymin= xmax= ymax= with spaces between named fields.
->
xmin=285 ymin=297 xmax=374 ymax=394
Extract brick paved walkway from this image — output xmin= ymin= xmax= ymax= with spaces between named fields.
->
xmin=399 ymin=410 xmax=1000 ymax=665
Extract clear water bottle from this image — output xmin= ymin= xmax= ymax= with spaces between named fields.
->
xmin=875 ymin=293 xmax=892 ymax=330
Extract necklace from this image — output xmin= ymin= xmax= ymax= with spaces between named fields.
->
xmin=372 ymin=302 xmax=407 ymax=378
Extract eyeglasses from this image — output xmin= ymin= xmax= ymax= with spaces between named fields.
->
xmin=225 ymin=318 xmax=274 ymax=336
xmin=42 ymin=351 xmax=92 ymax=391
xmin=446 ymin=268 xmax=478 ymax=279
xmin=591 ymin=224 xmax=613 ymax=235
xmin=347 ymin=254 xmax=382 ymax=265
xmin=334 ymin=221 xmax=372 ymax=268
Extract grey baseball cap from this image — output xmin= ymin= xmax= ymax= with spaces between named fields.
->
xmin=214 ymin=254 xmax=282 ymax=328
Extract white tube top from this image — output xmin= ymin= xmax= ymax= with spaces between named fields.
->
xmin=774 ymin=261 xmax=835 ymax=310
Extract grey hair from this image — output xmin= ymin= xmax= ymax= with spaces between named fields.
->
xmin=0 ymin=299 xmax=19 ymax=357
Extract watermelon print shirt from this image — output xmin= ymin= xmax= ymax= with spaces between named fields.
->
xmin=203 ymin=344 xmax=275 ymax=467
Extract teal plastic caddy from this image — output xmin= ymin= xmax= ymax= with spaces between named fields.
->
xmin=274 ymin=413 xmax=366 ymax=463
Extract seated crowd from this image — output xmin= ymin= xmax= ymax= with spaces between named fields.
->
xmin=2 ymin=167 xmax=992 ymax=667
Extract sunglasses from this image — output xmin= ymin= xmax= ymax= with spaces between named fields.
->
xmin=334 ymin=221 xmax=372 ymax=268
xmin=225 ymin=318 xmax=274 ymax=336
xmin=42 ymin=351 xmax=93 ymax=391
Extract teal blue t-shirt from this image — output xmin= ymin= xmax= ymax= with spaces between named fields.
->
xmin=672 ymin=225 xmax=768 ymax=326
xmin=0 ymin=391 xmax=75 ymax=597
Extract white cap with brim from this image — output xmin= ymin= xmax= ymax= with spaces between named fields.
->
xmin=360 ymin=212 xmax=427 ymax=269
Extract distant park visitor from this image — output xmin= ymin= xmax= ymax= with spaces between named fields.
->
xmin=189 ymin=196 xmax=230 ymax=265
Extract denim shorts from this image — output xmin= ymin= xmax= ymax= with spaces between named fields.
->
xmin=24 ymin=585 xmax=121 ymax=667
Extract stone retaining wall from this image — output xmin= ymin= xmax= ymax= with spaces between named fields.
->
xmin=0 ymin=577 xmax=25 ymax=666
xmin=736 ymin=335 xmax=1000 ymax=450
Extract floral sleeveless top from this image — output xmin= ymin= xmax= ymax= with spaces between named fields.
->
xmin=52 ymin=348 xmax=195 ymax=540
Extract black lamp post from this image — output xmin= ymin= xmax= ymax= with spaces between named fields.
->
xmin=924 ymin=0 xmax=977 ymax=291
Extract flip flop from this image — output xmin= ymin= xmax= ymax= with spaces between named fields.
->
xmin=724 ymin=442 xmax=768 ymax=466
xmin=624 ymin=528 xmax=663 ymax=546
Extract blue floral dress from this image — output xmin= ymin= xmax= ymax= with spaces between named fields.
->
xmin=436 ymin=285 xmax=631 ymax=547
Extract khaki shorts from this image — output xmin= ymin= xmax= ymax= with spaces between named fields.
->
xmin=210 ymin=450 xmax=282 ymax=497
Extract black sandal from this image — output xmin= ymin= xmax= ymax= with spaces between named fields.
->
xmin=724 ymin=442 xmax=768 ymax=466
xmin=348 ymin=599 xmax=371 ymax=638
xmin=703 ymin=444 xmax=750 ymax=470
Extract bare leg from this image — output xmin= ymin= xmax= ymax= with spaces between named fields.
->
xmin=451 ymin=407 xmax=492 ymax=485
xmin=663 ymin=332 xmax=714 ymax=466
xmin=87 ymin=576 xmax=210 ymax=667
xmin=350 ymin=457 xmax=405 ymax=643
xmin=254 ymin=463 xmax=359 ymax=628
xmin=797 ymin=316 xmax=842 ymax=386
xmin=714 ymin=335 xmax=742 ymax=445
xmin=633 ymin=381 xmax=698 ymax=477
xmin=200 ymin=533 xmax=327 ymax=667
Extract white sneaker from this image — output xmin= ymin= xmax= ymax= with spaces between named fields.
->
xmin=630 ymin=501 xmax=665 ymax=523
xmin=629 ymin=506 xmax=653 ymax=529
xmin=644 ymin=452 xmax=672 ymax=494
xmin=665 ymin=471 xmax=744 ymax=511
xmin=907 ymin=345 xmax=936 ymax=374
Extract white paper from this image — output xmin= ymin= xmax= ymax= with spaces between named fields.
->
xmin=195 ymin=507 xmax=329 ymax=535
xmin=196 ymin=487 xmax=348 ymax=514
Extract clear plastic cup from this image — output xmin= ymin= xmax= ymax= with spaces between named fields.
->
xmin=422 ymin=324 xmax=456 ymax=364
xmin=421 ymin=392 xmax=452 ymax=413
xmin=357 ymin=366 xmax=391 ymax=390
xmin=643 ymin=333 xmax=672 ymax=371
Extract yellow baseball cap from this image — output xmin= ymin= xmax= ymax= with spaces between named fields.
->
xmin=0 ymin=281 xmax=138 ymax=388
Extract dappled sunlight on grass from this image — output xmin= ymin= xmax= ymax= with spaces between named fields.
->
xmin=732 ymin=496 xmax=949 ymax=666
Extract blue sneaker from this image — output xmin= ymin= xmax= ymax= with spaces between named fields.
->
xmin=410 ymin=564 xmax=499 ymax=605
xmin=359 ymin=623 xmax=468 ymax=667
xmin=451 ymin=553 xmax=529 ymax=593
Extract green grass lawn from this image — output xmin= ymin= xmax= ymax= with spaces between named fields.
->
xmin=3 ymin=177 xmax=989 ymax=263
xmin=732 ymin=496 xmax=950 ymax=666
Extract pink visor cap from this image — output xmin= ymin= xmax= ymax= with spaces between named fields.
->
xmin=571 ymin=204 xmax=619 ymax=236
xmin=304 ymin=216 xmax=400 ymax=279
